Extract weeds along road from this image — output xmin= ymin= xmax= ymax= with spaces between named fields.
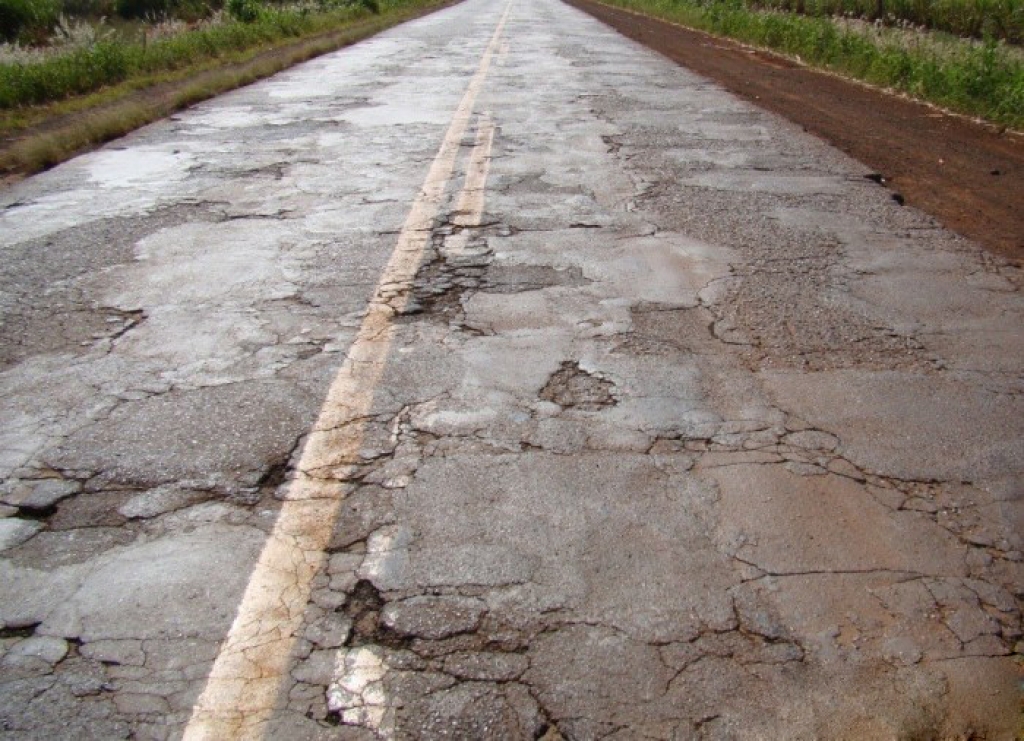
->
xmin=1 ymin=0 xmax=1022 ymax=738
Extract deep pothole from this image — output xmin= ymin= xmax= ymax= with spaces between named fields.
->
xmin=540 ymin=362 xmax=616 ymax=410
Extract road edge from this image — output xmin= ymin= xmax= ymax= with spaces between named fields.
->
xmin=564 ymin=0 xmax=1024 ymax=262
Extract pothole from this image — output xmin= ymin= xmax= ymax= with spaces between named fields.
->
xmin=341 ymin=580 xmax=410 ymax=650
xmin=540 ymin=362 xmax=616 ymax=410
xmin=400 ymin=231 xmax=491 ymax=322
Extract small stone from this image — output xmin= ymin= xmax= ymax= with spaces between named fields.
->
xmin=1 ymin=479 xmax=80 ymax=511
xmin=330 ymin=571 xmax=359 ymax=594
xmin=784 ymin=430 xmax=839 ymax=452
xmin=304 ymin=614 xmax=352 ymax=650
xmin=6 ymin=637 xmax=69 ymax=666
xmin=0 ymin=504 xmax=17 ymax=518
xmin=311 ymin=588 xmax=346 ymax=611
xmin=381 ymin=596 xmax=486 ymax=639
xmin=0 ymin=519 xmax=42 ymax=552
xmin=784 ymin=462 xmax=827 ymax=476
xmin=117 ymin=486 xmax=208 ymax=519
xmin=328 ymin=552 xmax=363 ymax=576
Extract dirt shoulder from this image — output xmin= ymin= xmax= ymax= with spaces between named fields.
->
xmin=566 ymin=0 xmax=1024 ymax=263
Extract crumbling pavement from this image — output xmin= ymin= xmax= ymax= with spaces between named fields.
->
xmin=1 ymin=0 xmax=1022 ymax=737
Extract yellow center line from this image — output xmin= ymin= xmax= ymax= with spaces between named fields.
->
xmin=182 ymin=4 xmax=512 ymax=739
xmin=454 ymin=113 xmax=497 ymax=226
xmin=323 ymin=109 xmax=499 ymax=738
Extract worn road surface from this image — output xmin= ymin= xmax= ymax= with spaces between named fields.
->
xmin=1 ymin=0 xmax=1022 ymax=738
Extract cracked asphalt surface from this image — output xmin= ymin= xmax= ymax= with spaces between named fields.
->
xmin=1 ymin=0 xmax=1022 ymax=738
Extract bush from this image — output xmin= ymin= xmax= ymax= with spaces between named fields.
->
xmin=0 ymin=0 xmax=60 ymax=41
xmin=115 ymin=0 xmax=215 ymax=20
xmin=60 ymin=0 xmax=117 ymax=18
xmin=315 ymin=0 xmax=379 ymax=12
xmin=115 ymin=0 xmax=171 ymax=18
xmin=227 ymin=0 xmax=261 ymax=21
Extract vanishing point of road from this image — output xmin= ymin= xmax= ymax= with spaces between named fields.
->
xmin=1 ymin=0 xmax=1021 ymax=738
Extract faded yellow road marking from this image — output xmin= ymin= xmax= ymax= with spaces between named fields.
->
xmin=182 ymin=6 xmax=512 ymax=739
xmin=322 ymin=111 xmax=499 ymax=737
xmin=454 ymin=113 xmax=496 ymax=226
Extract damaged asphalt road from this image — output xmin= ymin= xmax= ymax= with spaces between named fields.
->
xmin=1 ymin=0 xmax=1022 ymax=738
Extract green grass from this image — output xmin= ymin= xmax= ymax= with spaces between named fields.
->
xmin=0 ymin=2 xmax=378 ymax=108
xmin=0 ymin=0 xmax=446 ymax=174
xmin=600 ymin=0 xmax=1024 ymax=129
xmin=747 ymin=0 xmax=1023 ymax=44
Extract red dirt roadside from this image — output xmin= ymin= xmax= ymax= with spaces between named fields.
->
xmin=566 ymin=0 xmax=1024 ymax=264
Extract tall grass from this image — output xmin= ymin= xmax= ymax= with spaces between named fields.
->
xmin=0 ymin=2 xmax=372 ymax=108
xmin=747 ymin=0 xmax=1023 ymax=44
xmin=0 ymin=0 xmax=439 ymax=173
xmin=602 ymin=0 xmax=1024 ymax=129
xmin=0 ymin=0 xmax=61 ymax=42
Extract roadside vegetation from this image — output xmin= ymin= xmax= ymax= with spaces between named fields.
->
xmin=747 ymin=0 xmax=1022 ymax=43
xmin=0 ymin=0 xmax=385 ymax=108
xmin=0 ymin=0 xmax=443 ymax=175
xmin=599 ymin=0 xmax=1024 ymax=129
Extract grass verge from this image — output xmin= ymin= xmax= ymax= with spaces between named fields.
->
xmin=595 ymin=0 xmax=1024 ymax=130
xmin=0 ymin=4 xmax=380 ymax=108
xmin=745 ymin=0 xmax=1023 ymax=44
xmin=0 ymin=0 xmax=451 ymax=177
